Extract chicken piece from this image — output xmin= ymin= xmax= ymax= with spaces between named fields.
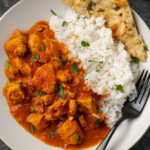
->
xmin=6 ymin=82 xmax=25 ymax=103
xmin=28 ymin=34 xmax=51 ymax=63
xmin=77 ymin=93 xmax=97 ymax=114
xmin=59 ymin=119 xmax=84 ymax=145
xmin=33 ymin=98 xmax=44 ymax=113
xmin=56 ymin=68 xmax=72 ymax=83
xmin=30 ymin=22 xmax=49 ymax=34
xmin=11 ymin=57 xmax=31 ymax=76
xmin=27 ymin=113 xmax=48 ymax=131
xmin=42 ymin=28 xmax=55 ymax=39
xmin=5 ymin=62 xmax=16 ymax=79
xmin=65 ymin=89 xmax=76 ymax=99
xmin=60 ymin=43 xmax=68 ymax=55
xmin=78 ymin=115 xmax=87 ymax=127
xmin=50 ymin=57 xmax=63 ymax=70
xmin=28 ymin=34 xmax=42 ymax=54
xmin=45 ymin=99 xmax=67 ymax=121
xmin=43 ymin=39 xmax=60 ymax=58
xmin=69 ymin=99 xmax=77 ymax=116
xmin=4 ymin=29 xmax=27 ymax=58
xmin=40 ymin=94 xmax=55 ymax=105
xmin=31 ymin=63 xmax=56 ymax=94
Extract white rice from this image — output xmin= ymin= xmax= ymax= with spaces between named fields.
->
xmin=49 ymin=9 xmax=139 ymax=127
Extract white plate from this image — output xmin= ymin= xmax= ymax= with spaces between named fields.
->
xmin=0 ymin=0 xmax=150 ymax=150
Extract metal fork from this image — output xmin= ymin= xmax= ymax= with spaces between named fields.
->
xmin=96 ymin=69 xmax=150 ymax=150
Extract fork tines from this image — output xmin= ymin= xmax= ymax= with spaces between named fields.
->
xmin=135 ymin=69 xmax=150 ymax=109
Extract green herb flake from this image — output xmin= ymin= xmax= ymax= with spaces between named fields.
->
xmin=57 ymin=84 xmax=64 ymax=98
xmin=94 ymin=119 xmax=101 ymax=128
xmin=62 ymin=93 xmax=67 ymax=99
xmin=40 ymin=90 xmax=46 ymax=97
xmin=20 ymin=83 xmax=23 ymax=88
xmin=115 ymin=84 xmax=125 ymax=93
xmin=33 ymin=53 xmax=39 ymax=62
xmin=9 ymin=78 xmax=16 ymax=82
xmin=34 ymin=93 xmax=38 ymax=97
xmin=62 ymin=21 xmax=67 ymax=26
xmin=72 ymin=63 xmax=79 ymax=74
xmin=51 ymin=9 xmax=57 ymax=16
xmin=81 ymin=41 xmax=90 ymax=47
xmin=108 ymin=62 xmax=110 ymax=65
xmin=76 ymin=136 xmax=81 ymax=142
xmin=113 ymin=6 xmax=120 ymax=11
xmin=97 ymin=108 xmax=103 ymax=113
xmin=42 ymin=45 xmax=46 ymax=50
xmin=99 ymin=61 xmax=103 ymax=64
xmin=54 ymin=84 xmax=58 ymax=92
xmin=87 ymin=1 xmax=95 ymax=10
xmin=31 ymin=106 xmax=35 ymax=112
xmin=37 ymin=45 xmax=41 ymax=50
xmin=88 ymin=60 xmax=98 ymax=63
xmin=50 ymin=130 xmax=55 ymax=138
xmin=96 ymin=70 xmax=100 ymax=72
xmin=62 ymin=58 xmax=68 ymax=66
xmin=91 ymin=98 xmax=94 ymax=103
xmin=5 ymin=60 xmax=9 ymax=70
xmin=30 ymin=124 xmax=34 ymax=133
xmin=131 ymin=56 xmax=140 ymax=63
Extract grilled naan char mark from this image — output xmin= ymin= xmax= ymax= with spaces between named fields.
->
xmin=62 ymin=0 xmax=147 ymax=62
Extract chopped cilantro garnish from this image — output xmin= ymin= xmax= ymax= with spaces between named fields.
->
xmin=81 ymin=41 xmax=90 ymax=47
xmin=115 ymin=84 xmax=125 ymax=93
xmin=57 ymin=84 xmax=66 ymax=99
xmin=113 ymin=6 xmax=120 ymax=11
xmin=42 ymin=45 xmax=46 ymax=50
xmin=94 ymin=119 xmax=101 ymax=128
xmin=9 ymin=78 xmax=16 ymax=82
xmin=96 ymin=70 xmax=100 ymax=72
xmin=31 ymin=106 xmax=35 ymax=112
xmin=72 ymin=63 xmax=79 ymax=74
xmin=30 ymin=124 xmax=34 ymax=133
xmin=62 ymin=93 xmax=67 ymax=99
xmin=40 ymin=90 xmax=46 ymax=97
xmin=99 ymin=61 xmax=103 ymax=64
xmin=5 ymin=60 xmax=9 ymax=70
xmin=62 ymin=21 xmax=67 ymax=26
xmin=76 ymin=136 xmax=81 ymax=142
xmin=88 ymin=60 xmax=98 ymax=63
xmin=62 ymin=58 xmax=68 ymax=66
xmin=20 ymin=83 xmax=23 ymax=88
xmin=131 ymin=56 xmax=140 ymax=63
xmin=51 ymin=9 xmax=57 ymax=16
xmin=34 ymin=93 xmax=38 ymax=97
xmin=91 ymin=98 xmax=94 ymax=103
xmin=54 ymin=84 xmax=58 ymax=92
xmin=87 ymin=1 xmax=95 ymax=10
xmin=57 ymin=84 xmax=63 ymax=98
xmin=33 ymin=53 xmax=39 ymax=62
xmin=50 ymin=130 xmax=55 ymax=138
xmin=37 ymin=45 xmax=40 ymax=50
xmin=97 ymin=108 xmax=103 ymax=113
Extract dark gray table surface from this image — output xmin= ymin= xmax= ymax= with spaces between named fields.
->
xmin=0 ymin=0 xmax=150 ymax=150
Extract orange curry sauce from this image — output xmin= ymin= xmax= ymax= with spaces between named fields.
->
xmin=3 ymin=21 xmax=110 ymax=149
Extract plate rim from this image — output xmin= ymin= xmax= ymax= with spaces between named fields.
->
xmin=0 ymin=0 xmax=150 ymax=150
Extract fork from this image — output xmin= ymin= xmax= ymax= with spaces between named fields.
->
xmin=96 ymin=69 xmax=150 ymax=150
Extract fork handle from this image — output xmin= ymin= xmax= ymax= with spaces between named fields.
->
xmin=96 ymin=117 xmax=125 ymax=150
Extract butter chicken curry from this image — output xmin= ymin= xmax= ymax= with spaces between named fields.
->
xmin=3 ymin=21 xmax=110 ymax=149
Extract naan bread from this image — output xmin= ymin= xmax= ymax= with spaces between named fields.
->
xmin=62 ymin=0 xmax=147 ymax=61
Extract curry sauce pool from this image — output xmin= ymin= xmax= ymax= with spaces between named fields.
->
xmin=3 ymin=21 xmax=110 ymax=149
